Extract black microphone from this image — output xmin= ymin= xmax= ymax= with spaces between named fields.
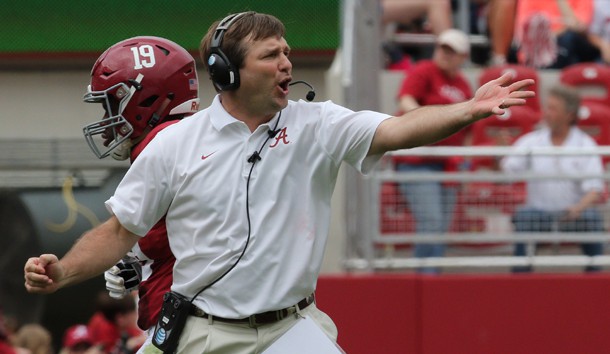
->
xmin=289 ymin=80 xmax=316 ymax=101
xmin=247 ymin=151 xmax=261 ymax=164
xmin=268 ymin=129 xmax=279 ymax=138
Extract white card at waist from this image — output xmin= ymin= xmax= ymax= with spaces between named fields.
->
xmin=262 ymin=316 xmax=345 ymax=354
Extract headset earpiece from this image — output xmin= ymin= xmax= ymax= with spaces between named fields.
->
xmin=207 ymin=12 xmax=250 ymax=91
xmin=208 ymin=51 xmax=239 ymax=91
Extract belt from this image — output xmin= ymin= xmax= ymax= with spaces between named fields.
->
xmin=190 ymin=293 xmax=315 ymax=327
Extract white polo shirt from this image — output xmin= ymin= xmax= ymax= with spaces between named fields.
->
xmin=500 ymin=126 xmax=604 ymax=211
xmin=106 ymin=96 xmax=390 ymax=318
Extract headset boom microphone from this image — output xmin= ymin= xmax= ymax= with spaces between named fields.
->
xmin=289 ymin=80 xmax=316 ymax=101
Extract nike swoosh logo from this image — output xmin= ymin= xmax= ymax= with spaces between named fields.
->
xmin=201 ymin=151 xmax=217 ymax=160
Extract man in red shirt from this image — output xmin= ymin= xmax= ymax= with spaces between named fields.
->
xmin=87 ymin=292 xmax=144 ymax=353
xmin=394 ymin=29 xmax=473 ymax=273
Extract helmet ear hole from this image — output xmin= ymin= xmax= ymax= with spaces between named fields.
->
xmin=139 ymin=95 xmax=159 ymax=108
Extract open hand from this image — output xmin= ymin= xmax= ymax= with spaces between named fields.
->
xmin=471 ymin=72 xmax=536 ymax=120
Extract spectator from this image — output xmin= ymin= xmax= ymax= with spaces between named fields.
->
xmin=486 ymin=0 xmax=518 ymax=65
xmin=11 ymin=324 xmax=53 ymax=354
xmin=0 ymin=310 xmax=19 ymax=354
xmin=380 ymin=0 xmax=454 ymax=65
xmin=60 ymin=325 xmax=103 ymax=354
xmin=87 ymin=292 xmax=144 ymax=354
xmin=383 ymin=42 xmax=412 ymax=72
xmin=587 ymin=0 xmax=610 ymax=64
xmin=380 ymin=0 xmax=453 ymax=36
xmin=467 ymin=0 xmax=518 ymax=66
xmin=0 ymin=336 xmax=17 ymax=354
xmin=514 ymin=0 xmax=596 ymax=68
xmin=501 ymin=85 xmax=605 ymax=273
xmin=394 ymin=28 xmax=473 ymax=274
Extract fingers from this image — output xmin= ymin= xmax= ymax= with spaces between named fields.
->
xmin=104 ymin=272 xmax=124 ymax=286
xmin=24 ymin=271 xmax=53 ymax=293
xmin=492 ymin=71 xmax=515 ymax=86
xmin=507 ymin=78 xmax=535 ymax=93
xmin=107 ymin=265 xmax=121 ymax=276
xmin=501 ymin=98 xmax=527 ymax=108
xmin=509 ymin=90 xmax=536 ymax=99
xmin=108 ymin=291 xmax=127 ymax=299
xmin=491 ymin=106 xmax=505 ymax=116
xmin=24 ymin=256 xmax=50 ymax=277
xmin=105 ymin=266 xmax=128 ymax=299
xmin=500 ymin=79 xmax=536 ymax=110
xmin=39 ymin=254 xmax=59 ymax=267
xmin=24 ymin=271 xmax=52 ymax=284
xmin=23 ymin=255 xmax=59 ymax=293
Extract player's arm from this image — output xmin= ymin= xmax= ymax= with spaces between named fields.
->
xmin=24 ymin=215 xmax=139 ymax=294
xmin=368 ymin=72 xmax=535 ymax=156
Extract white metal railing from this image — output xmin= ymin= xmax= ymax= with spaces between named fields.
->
xmin=345 ymin=146 xmax=610 ymax=272
xmin=391 ymin=33 xmax=490 ymax=48
xmin=344 ymin=255 xmax=610 ymax=270
xmin=0 ymin=139 xmax=128 ymax=188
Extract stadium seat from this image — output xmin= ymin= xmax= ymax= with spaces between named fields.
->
xmin=450 ymin=183 xmax=521 ymax=250
xmin=560 ymin=62 xmax=610 ymax=107
xmin=471 ymin=105 xmax=540 ymax=146
xmin=470 ymin=105 xmax=540 ymax=170
xmin=380 ymin=182 xmax=415 ymax=234
xmin=577 ymin=101 xmax=610 ymax=170
xmin=577 ymin=101 xmax=610 ymax=145
xmin=478 ymin=64 xmax=541 ymax=113
xmin=378 ymin=182 xmax=414 ymax=252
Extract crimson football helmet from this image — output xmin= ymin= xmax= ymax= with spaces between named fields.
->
xmin=83 ymin=36 xmax=200 ymax=160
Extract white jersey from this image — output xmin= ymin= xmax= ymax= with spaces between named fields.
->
xmin=590 ymin=0 xmax=610 ymax=42
xmin=500 ymin=126 xmax=604 ymax=211
xmin=106 ymin=96 xmax=390 ymax=318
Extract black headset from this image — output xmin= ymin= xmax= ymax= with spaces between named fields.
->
xmin=207 ymin=12 xmax=251 ymax=91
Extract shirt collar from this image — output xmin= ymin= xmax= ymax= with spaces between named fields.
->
xmin=209 ymin=94 xmax=282 ymax=132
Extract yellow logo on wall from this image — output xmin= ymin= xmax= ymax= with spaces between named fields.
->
xmin=45 ymin=176 xmax=101 ymax=233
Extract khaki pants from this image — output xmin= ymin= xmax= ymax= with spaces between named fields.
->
xmin=140 ymin=304 xmax=337 ymax=354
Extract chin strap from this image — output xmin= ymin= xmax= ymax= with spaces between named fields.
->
xmin=147 ymin=95 xmax=174 ymax=128
xmin=111 ymin=139 xmax=133 ymax=161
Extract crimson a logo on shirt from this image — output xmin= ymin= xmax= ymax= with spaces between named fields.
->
xmin=270 ymin=127 xmax=290 ymax=148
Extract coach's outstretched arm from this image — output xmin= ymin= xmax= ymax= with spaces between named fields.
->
xmin=369 ymin=72 xmax=535 ymax=156
xmin=24 ymin=215 xmax=139 ymax=294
